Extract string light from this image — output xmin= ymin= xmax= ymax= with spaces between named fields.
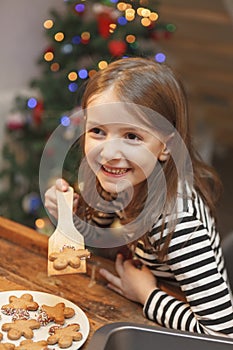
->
xmin=68 ymin=71 xmax=78 ymax=81
xmin=155 ymin=52 xmax=166 ymax=63
xmin=89 ymin=69 xmax=97 ymax=78
xmin=125 ymin=8 xmax=135 ymax=21
xmin=98 ymin=61 xmax=108 ymax=70
xmin=109 ymin=23 xmax=117 ymax=34
xmin=50 ymin=62 xmax=60 ymax=72
xmin=68 ymin=82 xmax=78 ymax=92
xmin=44 ymin=52 xmax=54 ymax=61
xmin=43 ymin=19 xmax=54 ymax=29
xmin=141 ymin=8 xmax=151 ymax=17
xmin=72 ymin=35 xmax=81 ymax=44
xmin=60 ymin=115 xmax=71 ymax=126
xmin=54 ymin=32 xmax=65 ymax=42
xmin=141 ymin=17 xmax=151 ymax=26
xmin=118 ymin=16 xmax=127 ymax=25
xmin=126 ymin=34 xmax=136 ymax=44
xmin=150 ymin=12 xmax=159 ymax=21
xmin=78 ymin=69 xmax=88 ymax=79
xmin=27 ymin=98 xmax=37 ymax=109
xmin=35 ymin=218 xmax=45 ymax=229
xmin=75 ymin=3 xmax=85 ymax=13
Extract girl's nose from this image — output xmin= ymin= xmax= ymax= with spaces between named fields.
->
xmin=100 ymin=138 xmax=124 ymax=161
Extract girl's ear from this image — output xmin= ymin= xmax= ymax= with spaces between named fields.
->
xmin=158 ymin=145 xmax=170 ymax=162
xmin=158 ymin=132 xmax=174 ymax=162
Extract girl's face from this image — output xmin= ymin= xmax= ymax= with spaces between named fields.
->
xmin=84 ymin=89 xmax=166 ymax=194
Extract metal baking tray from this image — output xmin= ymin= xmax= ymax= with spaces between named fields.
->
xmin=87 ymin=322 xmax=233 ymax=350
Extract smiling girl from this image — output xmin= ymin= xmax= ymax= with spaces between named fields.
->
xmin=45 ymin=57 xmax=233 ymax=337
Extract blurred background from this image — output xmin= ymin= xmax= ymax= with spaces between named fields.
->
xmin=0 ymin=0 xmax=232 ymax=239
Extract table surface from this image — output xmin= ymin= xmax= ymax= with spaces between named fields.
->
xmin=0 ymin=216 xmax=158 ymax=349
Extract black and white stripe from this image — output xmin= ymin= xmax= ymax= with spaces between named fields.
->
xmin=137 ymin=185 xmax=233 ymax=337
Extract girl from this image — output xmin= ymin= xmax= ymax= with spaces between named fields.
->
xmin=45 ymin=57 xmax=233 ymax=337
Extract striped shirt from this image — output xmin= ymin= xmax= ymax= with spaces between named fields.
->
xmin=135 ymin=185 xmax=233 ymax=337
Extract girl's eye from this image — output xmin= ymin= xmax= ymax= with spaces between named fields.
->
xmin=125 ymin=133 xmax=142 ymax=142
xmin=89 ymin=127 xmax=105 ymax=136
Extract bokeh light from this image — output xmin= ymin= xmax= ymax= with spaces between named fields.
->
xmin=27 ymin=98 xmax=37 ymax=109
xmin=68 ymin=82 xmax=78 ymax=92
xmin=60 ymin=115 xmax=71 ymax=126
xmin=155 ymin=52 xmax=166 ymax=63
xmin=43 ymin=19 xmax=54 ymax=29
xmin=78 ymin=69 xmax=88 ymax=79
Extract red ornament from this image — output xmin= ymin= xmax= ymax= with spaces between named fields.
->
xmin=6 ymin=112 xmax=25 ymax=131
xmin=97 ymin=14 xmax=113 ymax=39
xmin=44 ymin=46 xmax=54 ymax=54
xmin=32 ymin=100 xmax=44 ymax=125
xmin=108 ymin=40 xmax=127 ymax=57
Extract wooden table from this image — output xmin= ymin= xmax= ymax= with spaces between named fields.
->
xmin=0 ymin=216 xmax=157 ymax=348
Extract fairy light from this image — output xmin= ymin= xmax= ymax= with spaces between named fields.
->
xmin=137 ymin=8 xmax=144 ymax=16
xmin=141 ymin=17 xmax=151 ymax=26
xmin=150 ymin=12 xmax=159 ymax=21
xmin=35 ymin=218 xmax=45 ymax=229
xmin=166 ymin=23 xmax=176 ymax=32
xmin=54 ymin=32 xmax=65 ymax=42
xmin=44 ymin=52 xmax=54 ymax=62
xmin=117 ymin=2 xmax=128 ymax=11
xmin=68 ymin=83 xmax=78 ymax=92
xmin=60 ymin=115 xmax=71 ymax=126
xmin=27 ymin=98 xmax=37 ymax=109
xmin=118 ymin=16 xmax=127 ymax=25
xmin=141 ymin=8 xmax=151 ymax=17
xmin=126 ymin=34 xmax=136 ymax=44
xmin=43 ymin=19 xmax=54 ymax=29
xmin=89 ymin=69 xmax=97 ymax=78
xmin=72 ymin=35 xmax=81 ymax=44
xmin=109 ymin=23 xmax=117 ymax=34
xmin=81 ymin=32 xmax=90 ymax=41
xmin=98 ymin=61 xmax=108 ymax=70
xmin=155 ymin=52 xmax=166 ymax=63
xmin=68 ymin=71 xmax=78 ymax=81
xmin=50 ymin=62 xmax=60 ymax=72
xmin=75 ymin=3 xmax=85 ymax=13
xmin=125 ymin=8 xmax=135 ymax=21
xmin=78 ymin=69 xmax=88 ymax=79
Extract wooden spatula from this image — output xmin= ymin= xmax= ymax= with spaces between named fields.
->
xmin=48 ymin=186 xmax=89 ymax=276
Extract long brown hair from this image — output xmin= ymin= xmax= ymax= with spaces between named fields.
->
xmin=79 ymin=57 xmax=222 ymax=257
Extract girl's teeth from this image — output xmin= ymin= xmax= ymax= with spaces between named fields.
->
xmin=103 ymin=166 xmax=128 ymax=175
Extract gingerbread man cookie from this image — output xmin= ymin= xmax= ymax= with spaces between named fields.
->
xmin=40 ymin=303 xmax=75 ymax=325
xmin=48 ymin=247 xmax=90 ymax=270
xmin=47 ymin=323 xmax=82 ymax=348
xmin=15 ymin=339 xmax=49 ymax=350
xmin=1 ymin=294 xmax=39 ymax=312
xmin=0 ymin=344 xmax=15 ymax=350
xmin=1 ymin=319 xmax=40 ymax=340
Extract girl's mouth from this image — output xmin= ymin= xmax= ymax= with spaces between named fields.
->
xmin=102 ymin=165 xmax=130 ymax=176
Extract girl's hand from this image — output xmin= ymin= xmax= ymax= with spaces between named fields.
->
xmin=99 ymin=254 xmax=157 ymax=305
xmin=44 ymin=178 xmax=79 ymax=219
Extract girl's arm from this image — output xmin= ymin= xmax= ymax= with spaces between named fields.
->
xmin=142 ymin=215 xmax=233 ymax=337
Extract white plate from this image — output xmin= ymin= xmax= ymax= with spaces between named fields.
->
xmin=0 ymin=290 xmax=89 ymax=349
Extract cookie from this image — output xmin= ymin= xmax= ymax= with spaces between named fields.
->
xmin=49 ymin=247 xmax=90 ymax=270
xmin=40 ymin=303 xmax=75 ymax=325
xmin=0 ymin=344 xmax=15 ymax=350
xmin=1 ymin=294 xmax=39 ymax=312
xmin=1 ymin=319 xmax=40 ymax=340
xmin=15 ymin=339 xmax=49 ymax=350
xmin=47 ymin=323 xmax=82 ymax=348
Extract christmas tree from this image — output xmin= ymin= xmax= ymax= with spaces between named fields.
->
xmin=0 ymin=0 xmax=175 ymax=230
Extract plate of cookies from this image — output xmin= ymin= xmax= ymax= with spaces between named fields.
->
xmin=0 ymin=290 xmax=89 ymax=349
